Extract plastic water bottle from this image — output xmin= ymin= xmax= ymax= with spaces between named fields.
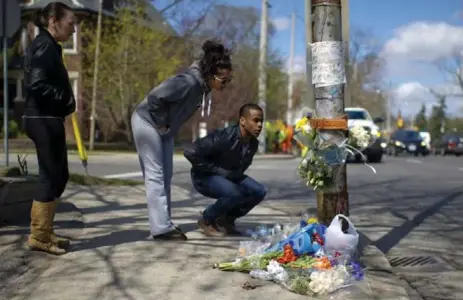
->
xmin=258 ymin=225 xmax=268 ymax=237
xmin=246 ymin=229 xmax=258 ymax=239
xmin=301 ymin=212 xmax=310 ymax=222
xmin=250 ymin=269 xmax=272 ymax=281
xmin=272 ymin=224 xmax=282 ymax=236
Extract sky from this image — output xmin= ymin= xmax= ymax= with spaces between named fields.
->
xmin=261 ymin=0 xmax=463 ymax=117
xmin=155 ymin=0 xmax=463 ymax=117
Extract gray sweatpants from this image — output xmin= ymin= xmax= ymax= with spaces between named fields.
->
xmin=131 ymin=112 xmax=174 ymax=236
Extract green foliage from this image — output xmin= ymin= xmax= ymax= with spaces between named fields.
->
xmin=81 ymin=3 xmax=184 ymax=142
xmin=266 ymin=51 xmax=288 ymax=120
xmin=1 ymin=120 xmax=20 ymax=138
xmin=447 ymin=117 xmax=463 ymax=132
xmin=414 ymin=103 xmax=428 ymax=131
xmin=0 ymin=40 xmax=20 ymax=69
xmin=428 ymin=97 xmax=447 ymax=141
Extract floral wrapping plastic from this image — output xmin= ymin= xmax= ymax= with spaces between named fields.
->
xmin=296 ymin=133 xmax=346 ymax=191
xmin=248 ymin=256 xmax=370 ymax=298
xmin=294 ymin=115 xmax=377 ymax=191
xmin=215 ymin=216 xmax=370 ymax=298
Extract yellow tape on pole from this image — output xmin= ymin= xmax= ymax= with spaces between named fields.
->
xmin=60 ymin=43 xmax=88 ymax=169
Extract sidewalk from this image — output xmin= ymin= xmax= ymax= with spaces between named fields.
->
xmin=0 ymin=184 xmax=410 ymax=300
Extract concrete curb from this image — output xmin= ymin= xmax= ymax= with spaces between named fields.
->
xmin=0 ymin=176 xmax=41 ymax=224
xmin=357 ymin=232 xmax=412 ymax=299
xmin=253 ymin=154 xmax=296 ymax=160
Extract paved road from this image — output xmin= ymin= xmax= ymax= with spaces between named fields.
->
xmin=2 ymin=152 xmax=463 ymax=299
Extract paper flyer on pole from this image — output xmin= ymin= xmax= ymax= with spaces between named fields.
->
xmin=311 ymin=41 xmax=347 ymax=88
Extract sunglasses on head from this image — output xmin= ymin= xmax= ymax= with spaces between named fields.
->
xmin=214 ymin=75 xmax=232 ymax=84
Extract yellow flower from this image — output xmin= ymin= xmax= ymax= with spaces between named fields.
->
xmin=301 ymin=146 xmax=309 ymax=158
xmin=307 ymin=217 xmax=318 ymax=224
xmin=295 ymin=117 xmax=308 ymax=130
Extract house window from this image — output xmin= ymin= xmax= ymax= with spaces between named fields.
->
xmin=62 ymin=26 xmax=78 ymax=54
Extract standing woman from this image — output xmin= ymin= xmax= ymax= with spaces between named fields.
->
xmin=132 ymin=40 xmax=233 ymax=241
xmin=23 ymin=2 xmax=77 ymax=255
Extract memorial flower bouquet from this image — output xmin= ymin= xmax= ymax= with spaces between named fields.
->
xmin=295 ymin=116 xmax=337 ymax=191
xmin=212 ymin=217 xmax=368 ymax=298
xmin=347 ymin=124 xmax=371 ymax=150
xmin=298 ymin=151 xmax=334 ymax=190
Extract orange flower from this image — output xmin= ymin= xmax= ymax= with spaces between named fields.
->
xmin=312 ymin=256 xmax=332 ymax=270
xmin=277 ymin=244 xmax=298 ymax=264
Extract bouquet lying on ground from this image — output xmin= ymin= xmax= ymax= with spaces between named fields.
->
xmin=213 ymin=216 xmax=366 ymax=297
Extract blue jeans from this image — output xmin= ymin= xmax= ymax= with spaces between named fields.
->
xmin=193 ymin=175 xmax=267 ymax=222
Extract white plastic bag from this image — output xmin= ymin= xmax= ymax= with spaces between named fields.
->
xmin=324 ymin=214 xmax=359 ymax=256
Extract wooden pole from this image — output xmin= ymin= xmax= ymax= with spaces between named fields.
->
xmin=310 ymin=0 xmax=349 ymax=225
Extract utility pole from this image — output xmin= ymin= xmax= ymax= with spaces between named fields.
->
xmin=257 ymin=0 xmax=269 ymax=154
xmin=286 ymin=12 xmax=296 ymax=125
xmin=341 ymin=0 xmax=350 ymax=107
xmin=376 ymin=88 xmax=391 ymax=132
xmin=310 ymin=0 xmax=349 ymax=225
xmin=89 ymin=0 xmax=103 ymax=151
xmin=386 ymin=94 xmax=391 ymax=133
xmin=304 ymin=0 xmax=314 ymax=107
xmin=2 ymin=0 xmax=8 ymax=166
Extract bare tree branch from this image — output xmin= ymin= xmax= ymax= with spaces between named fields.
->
xmin=156 ymin=0 xmax=184 ymax=14
xmin=435 ymin=50 xmax=463 ymax=97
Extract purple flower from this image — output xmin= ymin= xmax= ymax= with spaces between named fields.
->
xmin=350 ymin=261 xmax=364 ymax=281
xmin=353 ymin=270 xmax=364 ymax=281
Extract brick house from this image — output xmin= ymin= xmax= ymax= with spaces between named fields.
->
xmin=2 ymin=0 xmax=174 ymax=139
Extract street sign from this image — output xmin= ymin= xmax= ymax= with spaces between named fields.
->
xmin=0 ymin=0 xmax=21 ymax=38
xmin=1 ymin=0 xmax=21 ymax=167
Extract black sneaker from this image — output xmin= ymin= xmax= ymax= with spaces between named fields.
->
xmin=153 ymin=228 xmax=188 ymax=241
xmin=216 ymin=215 xmax=243 ymax=236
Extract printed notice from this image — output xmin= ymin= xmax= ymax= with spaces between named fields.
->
xmin=311 ymin=41 xmax=346 ymax=87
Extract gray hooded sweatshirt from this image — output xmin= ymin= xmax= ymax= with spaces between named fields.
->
xmin=135 ymin=61 xmax=211 ymax=138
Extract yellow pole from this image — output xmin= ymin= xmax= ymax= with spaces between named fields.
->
xmin=60 ymin=44 xmax=88 ymax=173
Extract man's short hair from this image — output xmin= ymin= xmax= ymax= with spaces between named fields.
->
xmin=239 ymin=103 xmax=263 ymax=118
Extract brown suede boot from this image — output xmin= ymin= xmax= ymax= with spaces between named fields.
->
xmin=49 ymin=199 xmax=70 ymax=249
xmin=27 ymin=200 xmax=66 ymax=255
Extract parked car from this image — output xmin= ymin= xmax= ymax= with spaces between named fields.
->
xmin=432 ymin=133 xmax=463 ymax=156
xmin=345 ymin=107 xmax=384 ymax=163
xmin=386 ymin=129 xmax=429 ymax=156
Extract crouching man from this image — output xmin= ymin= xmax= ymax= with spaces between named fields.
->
xmin=184 ymin=103 xmax=267 ymax=236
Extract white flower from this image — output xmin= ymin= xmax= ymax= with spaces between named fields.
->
xmin=301 ymin=124 xmax=311 ymax=134
xmin=349 ymin=124 xmax=371 ymax=150
xmin=308 ymin=266 xmax=348 ymax=295
xmin=301 ymin=159 xmax=308 ymax=168
xmin=266 ymin=260 xmax=288 ymax=283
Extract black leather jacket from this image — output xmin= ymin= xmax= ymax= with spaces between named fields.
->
xmin=184 ymin=125 xmax=258 ymax=183
xmin=23 ymin=28 xmax=76 ymax=118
